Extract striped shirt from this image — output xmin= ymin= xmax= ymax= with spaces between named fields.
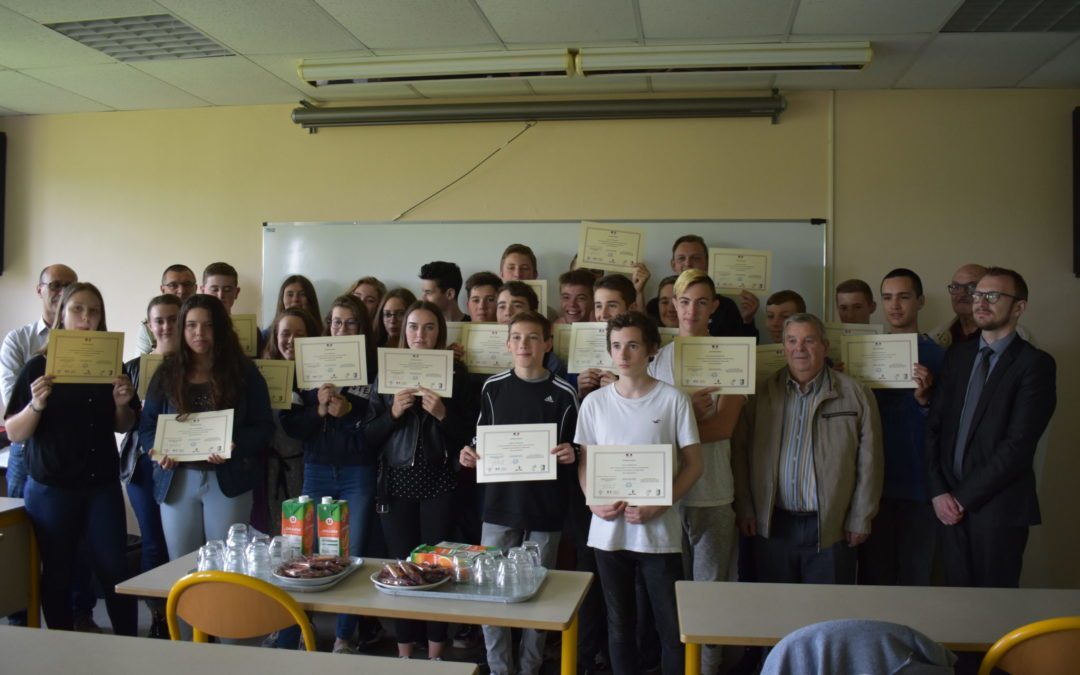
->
xmin=776 ymin=368 xmax=829 ymax=512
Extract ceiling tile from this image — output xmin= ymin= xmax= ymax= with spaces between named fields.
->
xmin=0 ymin=70 xmax=112 ymax=113
xmin=132 ymin=56 xmax=306 ymax=105
xmin=1020 ymin=37 xmax=1080 ymax=87
xmin=156 ymin=0 xmax=366 ymax=54
xmin=0 ymin=5 xmax=117 ymax=68
xmin=410 ymin=79 xmax=534 ymax=98
xmin=316 ymin=0 xmax=498 ymax=51
xmin=792 ymin=0 xmax=964 ymax=35
xmin=476 ymin=0 xmax=639 ymax=46
xmin=640 ymin=0 xmax=797 ymax=41
xmin=247 ymin=53 xmax=421 ymax=101
xmin=896 ymin=33 xmax=1078 ymax=88
xmin=529 ymin=74 xmax=650 ymax=94
xmin=26 ymin=63 xmax=210 ymax=109
xmin=776 ymin=34 xmax=931 ymax=89
xmin=649 ymin=72 xmax=775 ymax=92
xmin=0 ymin=0 xmax=165 ymax=23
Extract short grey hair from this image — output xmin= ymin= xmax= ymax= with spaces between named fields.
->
xmin=782 ymin=313 xmax=828 ymax=343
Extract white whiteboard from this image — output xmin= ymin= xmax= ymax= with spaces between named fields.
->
xmin=261 ymin=220 xmax=826 ymax=335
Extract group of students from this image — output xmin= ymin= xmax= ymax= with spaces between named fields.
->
xmin=2 ymin=237 xmax=1050 ymax=675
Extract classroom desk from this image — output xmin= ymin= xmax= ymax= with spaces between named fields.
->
xmin=117 ymin=553 xmax=593 ymax=675
xmin=0 ymin=497 xmax=39 ymax=627
xmin=0 ymin=623 xmax=477 ymax=674
xmin=677 ymin=580 xmax=1080 ymax=675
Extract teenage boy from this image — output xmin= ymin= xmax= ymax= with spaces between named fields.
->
xmin=835 ymin=278 xmax=877 ymax=325
xmin=460 ymin=311 xmax=578 ymax=675
xmin=419 ymin=261 xmax=466 ymax=322
xmin=466 ymin=271 xmax=502 ymax=323
xmin=556 ymin=269 xmax=595 ymax=324
xmin=576 ymin=311 xmax=703 ymax=675
xmin=496 ymin=282 xmax=567 ymax=379
xmin=858 ymin=268 xmax=944 ymax=586
xmin=136 ymin=264 xmax=198 ymax=353
xmin=200 ymin=261 xmax=241 ymax=314
xmin=577 ymin=274 xmax=636 ymax=397
xmin=499 ymin=243 xmax=538 ymax=281
xmin=647 ymin=269 xmax=741 ymax=675
xmin=763 ymin=289 xmax=806 ymax=343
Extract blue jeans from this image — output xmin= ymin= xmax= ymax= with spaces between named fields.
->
xmin=593 ymin=549 xmax=684 ymax=675
xmin=126 ymin=453 xmax=169 ymax=606
xmin=23 ymin=476 xmax=137 ymax=635
xmin=5 ymin=441 xmax=27 ymax=497
xmin=278 ymin=463 xmax=376 ymax=646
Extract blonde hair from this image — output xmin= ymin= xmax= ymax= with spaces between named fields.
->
xmin=673 ymin=268 xmax=715 ymax=298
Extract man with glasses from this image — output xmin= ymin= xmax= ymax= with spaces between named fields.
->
xmin=135 ymin=264 xmax=198 ymax=354
xmin=926 ymin=267 xmax=1056 ymax=588
xmin=930 ymin=263 xmax=987 ymax=347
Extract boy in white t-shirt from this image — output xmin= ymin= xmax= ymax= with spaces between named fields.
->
xmin=575 ymin=311 xmax=703 ymax=675
xmin=648 ymin=268 xmax=744 ymax=675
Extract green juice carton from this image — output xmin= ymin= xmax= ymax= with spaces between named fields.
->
xmin=317 ymin=496 xmax=350 ymax=557
xmin=281 ymin=494 xmax=315 ymax=558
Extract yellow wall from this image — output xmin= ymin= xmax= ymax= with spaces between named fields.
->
xmin=1 ymin=87 xmax=1077 ymax=586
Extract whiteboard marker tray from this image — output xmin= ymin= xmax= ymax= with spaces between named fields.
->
xmin=372 ymin=569 xmax=547 ymax=604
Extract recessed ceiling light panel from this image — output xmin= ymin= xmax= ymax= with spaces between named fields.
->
xmin=46 ymin=14 xmax=233 ymax=62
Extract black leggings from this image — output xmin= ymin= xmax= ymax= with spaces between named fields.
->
xmin=379 ymin=490 xmax=457 ymax=644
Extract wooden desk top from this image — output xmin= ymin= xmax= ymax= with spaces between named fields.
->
xmin=0 ymin=624 xmax=477 ymax=674
xmin=117 ymin=554 xmax=593 ymax=632
xmin=0 ymin=497 xmax=26 ymax=515
xmin=677 ymin=580 xmax=1080 ymax=651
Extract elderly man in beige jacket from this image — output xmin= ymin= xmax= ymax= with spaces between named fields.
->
xmin=733 ymin=313 xmax=883 ymax=584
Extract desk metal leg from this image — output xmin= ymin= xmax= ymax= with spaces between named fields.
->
xmin=561 ymin=613 xmax=578 ymax=675
xmin=27 ymin=528 xmax=40 ymax=628
xmin=685 ymin=642 xmax=701 ymax=675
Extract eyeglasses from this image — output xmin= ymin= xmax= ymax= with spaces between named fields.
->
xmin=163 ymin=281 xmax=196 ymax=291
xmin=382 ymin=310 xmax=406 ymax=320
xmin=330 ymin=319 xmax=360 ymax=329
xmin=970 ymin=290 xmax=1021 ymax=305
xmin=39 ymin=280 xmax=73 ymax=293
xmin=947 ymin=282 xmax=977 ymax=295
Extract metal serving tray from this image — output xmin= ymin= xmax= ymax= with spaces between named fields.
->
xmin=372 ymin=569 xmax=548 ymax=604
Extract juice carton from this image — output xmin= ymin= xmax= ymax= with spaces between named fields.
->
xmin=409 ymin=541 xmax=499 ymax=569
xmin=281 ymin=495 xmax=315 ymax=558
xmin=317 ymin=496 xmax=350 ymax=557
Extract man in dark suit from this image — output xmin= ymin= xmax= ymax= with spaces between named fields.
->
xmin=926 ymin=267 xmax=1056 ymax=588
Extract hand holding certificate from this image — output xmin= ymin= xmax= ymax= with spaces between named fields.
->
xmin=152 ymin=409 xmax=234 ymax=462
xmin=672 ymin=336 xmax=756 ymax=395
xmin=578 ymin=222 xmax=646 ymax=274
xmin=254 ymin=359 xmax=296 ymax=409
xmin=475 ymin=423 xmax=559 ymax=483
xmin=840 ymin=333 xmax=919 ymax=389
xmin=585 ymin=445 xmax=673 ymax=506
xmin=294 ymin=335 xmax=368 ymax=389
xmin=45 ymin=329 xmax=124 ymax=384
xmin=377 ymin=348 xmax=455 ymax=397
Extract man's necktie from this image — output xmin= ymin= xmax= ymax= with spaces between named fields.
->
xmin=953 ymin=346 xmax=994 ymax=478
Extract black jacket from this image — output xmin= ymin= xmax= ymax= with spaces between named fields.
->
xmin=926 ymin=334 xmax=1056 ymax=527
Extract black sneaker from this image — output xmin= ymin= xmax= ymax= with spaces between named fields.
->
xmin=452 ymin=624 xmax=482 ymax=649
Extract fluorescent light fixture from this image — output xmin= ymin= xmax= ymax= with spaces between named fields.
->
xmin=299 ymin=49 xmax=574 ymax=86
xmin=576 ymin=42 xmax=872 ymax=75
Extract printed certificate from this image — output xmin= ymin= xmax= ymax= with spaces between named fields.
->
xmin=445 ymin=321 xmax=465 ymax=347
xmin=231 ymin=314 xmax=258 ymax=357
xmin=673 ymin=337 xmax=756 ymax=395
xmin=578 ymin=221 xmax=645 ymax=274
xmin=294 ymin=335 xmax=367 ymax=389
xmin=461 ymin=323 xmax=512 ymax=375
xmin=475 ymin=423 xmax=558 ymax=483
xmin=585 ymin=445 xmax=673 ymax=506
xmin=521 ymin=279 xmax=548 ymax=315
xmin=840 ymin=333 xmax=919 ymax=389
xmin=137 ymin=353 xmax=164 ymax=400
xmin=553 ymin=323 xmax=572 ymax=362
xmin=152 ymin=409 xmax=234 ymax=462
xmin=568 ymin=322 xmax=614 ymax=374
xmin=659 ymin=327 xmax=678 ymax=348
xmin=376 ymin=348 xmax=455 ymax=397
xmin=708 ymin=248 xmax=772 ymax=293
xmin=756 ymin=344 xmax=788 ymax=382
xmin=44 ymin=329 xmax=124 ymax=384
xmin=254 ymin=359 xmax=296 ymax=410
xmin=824 ymin=322 xmax=884 ymax=362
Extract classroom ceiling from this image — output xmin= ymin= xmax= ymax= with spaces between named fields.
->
xmin=0 ymin=0 xmax=1078 ymax=116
